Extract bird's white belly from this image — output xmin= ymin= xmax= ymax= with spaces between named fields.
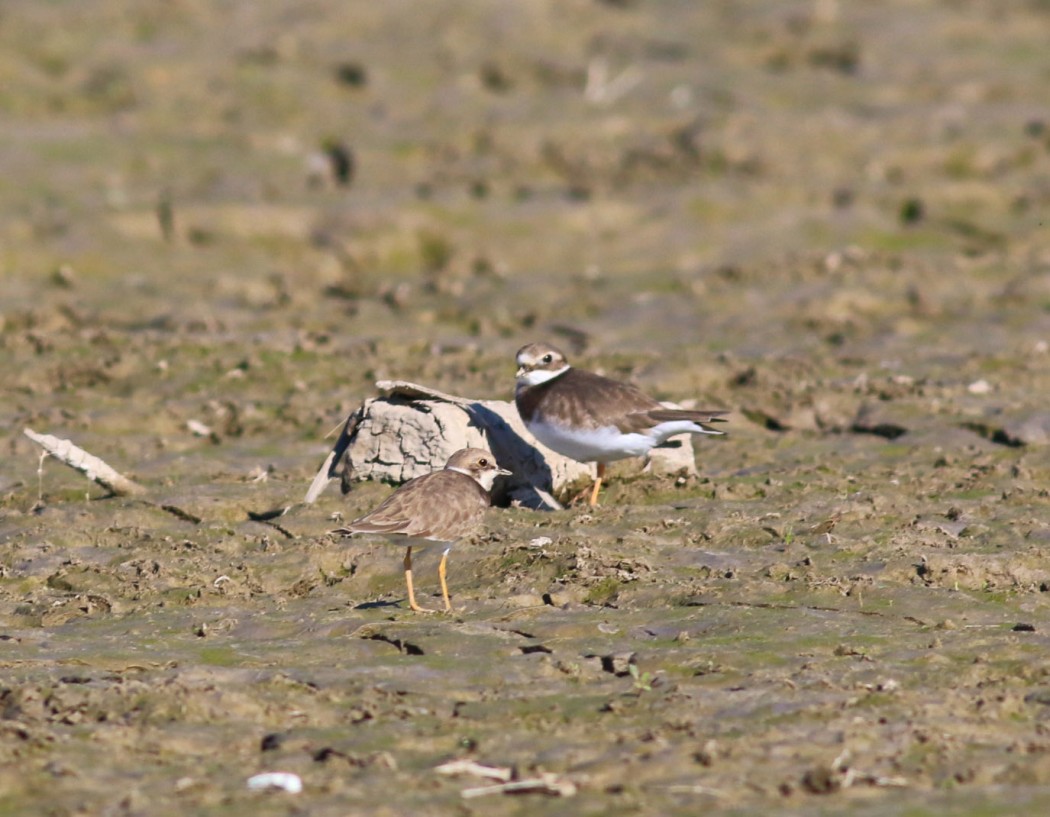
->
xmin=526 ymin=419 xmax=652 ymax=462
xmin=528 ymin=418 xmax=710 ymax=463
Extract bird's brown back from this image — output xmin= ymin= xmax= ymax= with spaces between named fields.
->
xmin=347 ymin=469 xmax=490 ymax=542
xmin=518 ymin=367 xmax=727 ymax=434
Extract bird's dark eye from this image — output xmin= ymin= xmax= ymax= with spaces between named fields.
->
xmin=542 ymin=354 xmax=553 ymax=364
xmin=478 ymin=458 xmax=488 ymax=467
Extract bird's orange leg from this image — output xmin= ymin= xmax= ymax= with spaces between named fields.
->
xmin=403 ymin=546 xmax=432 ymax=613
xmin=438 ymin=549 xmax=453 ymax=613
xmin=568 ymin=463 xmax=606 ymax=507
xmin=588 ymin=463 xmax=607 ymax=508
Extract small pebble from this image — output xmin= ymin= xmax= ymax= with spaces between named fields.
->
xmin=247 ymin=772 xmax=302 ymax=794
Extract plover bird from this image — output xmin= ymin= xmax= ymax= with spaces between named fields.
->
xmin=515 ymin=342 xmax=727 ymax=507
xmin=334 ymin=448 xmax=510 ymax=612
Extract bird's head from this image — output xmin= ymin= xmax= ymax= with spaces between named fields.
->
xmin=515 ymin=342 xmax=570 ymax=388
xmin=446 ymin=448 xmax=511 ymax=492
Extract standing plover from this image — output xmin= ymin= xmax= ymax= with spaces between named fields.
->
xmin=334 ymin=448 xmax=510 ymax=612
xmin=514 ymin=342 xmax=727 ymax=506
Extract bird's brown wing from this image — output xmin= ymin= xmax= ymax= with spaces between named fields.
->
xmin=525 ymin=368 xmax=729 ymax=433
xmin=618 ymin=408 xmax=729 ymax=435
xmin=346 ymin=470 xmax=489 ymax=542
xmin=519 ymin=368 xmax=661 ymax=428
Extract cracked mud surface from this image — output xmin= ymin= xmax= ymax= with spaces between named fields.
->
xmin=3 ymin=1 xmax=1050 ymax=814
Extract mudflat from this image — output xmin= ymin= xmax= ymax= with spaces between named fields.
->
xmin=3 ymin=2 xmax=1050 ymax=814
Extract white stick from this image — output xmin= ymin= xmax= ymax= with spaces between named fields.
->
xmin=434 ymin=759 xmax=513 ymax=782
xmin=23 ymin=428 xmax=146 ymax=497
xmin=461 ymin=774 xmax=577 ymax=799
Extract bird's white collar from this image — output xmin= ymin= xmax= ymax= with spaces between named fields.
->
xmin=517 ymin=365 xmax=570 ymax=388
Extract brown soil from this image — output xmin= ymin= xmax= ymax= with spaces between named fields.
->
xmin=3 ymin=1 xmax=1050 ymax=814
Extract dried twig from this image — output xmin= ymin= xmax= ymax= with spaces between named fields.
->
xmin=435 ymin=758 xmax=575 ymax=798
xmin=461 ymin=774 xmax=577 ymax=799
xmin=434 ymin=759 xmax=513 ymax=782
xmin=23 ymin=428 xmax=146 ymax=497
